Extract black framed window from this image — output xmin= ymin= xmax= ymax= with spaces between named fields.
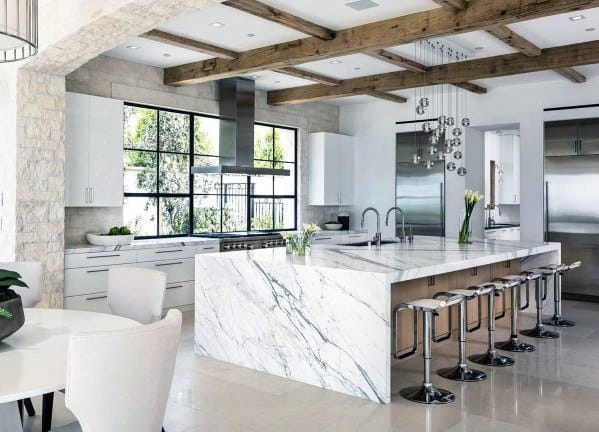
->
xmin=123 ymin=103 xmax=297 ymax=238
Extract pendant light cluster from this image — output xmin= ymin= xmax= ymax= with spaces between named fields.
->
xmin=411 ymin=40 xmax=471 ymax=176
xmin=0 ymin=0 xmax=38 ymax=63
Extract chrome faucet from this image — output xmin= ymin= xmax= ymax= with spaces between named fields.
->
xmin=385 ymin=206 xmax=413 ymax=243
xmin=361 ymin=207 xmax=381 ymax=247
xmin=485 ymin=204 xmax=501 ymax=227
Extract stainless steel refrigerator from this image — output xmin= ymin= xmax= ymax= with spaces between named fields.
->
xmin=396 ymin=131 xmax=445 ymax=237
xmin=545 ymin=117 xmax=599 ymax=301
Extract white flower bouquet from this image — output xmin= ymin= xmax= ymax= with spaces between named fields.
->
xmin=459 ymin=190 xmax=483 ymax=244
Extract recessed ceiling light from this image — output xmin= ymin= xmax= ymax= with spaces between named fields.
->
xmin=247 ymin=33 xmax=256 ymax=38
xmin=163 ymin=53 xmax=171 ymax=57
xmin=275 ymin=80 xmax=281 ymax=84
xmin=353 ymin=66 xmax=361 ymax=70
xmin=210 ymin=21 xmax=225 ymax=27
xmin=475 ymin=46 xmax=485 ymax=51
xmin=345 ymin=0 xmax=379 ymax=11
xmin=569 ymin=15 xmax=585 ymax=21
xmin=127 ymin=45 xmax=140 ymax=50
xmin=586 ymin=27 xmax=596 ymax=32
xmin=330 ymin=60 xmax=342 ymax=64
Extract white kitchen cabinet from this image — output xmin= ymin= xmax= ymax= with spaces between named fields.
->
xmin=497 ymin=133 xmax=520 ymax=205
xmin=65 ymin=92 xmax=123 ymax=207
xmin=309 ymin=132 xmax=354 ymax=206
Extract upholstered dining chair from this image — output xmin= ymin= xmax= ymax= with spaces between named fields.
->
xmin=107 ymin=266 xmax=167 ymax=324
xmin=0 ymin=261 xmax=43 ymax=419
xmin=50 ymin=309 xmax=182 ymax=432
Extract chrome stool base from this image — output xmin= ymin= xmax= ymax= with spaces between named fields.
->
xmin=543 ymin=316 xmax=576 ymax=327
xmin=520 ymin=326 xmax=560 ymax=339
xmin=437 ymin=364 xmax=487 ymax=382
xmin=495 ymin=337 xmax=536 ymax=353
xmin=469 ymin=351 xmax=515 ymax=367
xmin=399 ymin=384 xmax=455 ymax=404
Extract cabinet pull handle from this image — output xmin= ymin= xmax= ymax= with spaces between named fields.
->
xmin=314 ymin=237 xmax=332 ymax=241
xmin=86 ymin=295 xmax=108 ymax=301
xmin=349 ymin=235 xmax=361 ymax=238
xmin=86 ymin=268 xmax=109 ymax=273
xmin=89 ymin=187 xmax=93 ymax=203
xmin=166 ymin=285 xmax=183 ymax=290
xmin=87 ymin=254 xmax=120 ymax=259
xmin=155 ymin=249 xmax=183 ymax=254
xmin=84 ymin=188 xmax=88 ymax=203
xmin=155 ymin=261 xmax=183 ymax=267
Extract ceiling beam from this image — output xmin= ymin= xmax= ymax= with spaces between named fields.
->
xmin=432 ymin=0 xmax=467 ymax=12
xmin=165 ymin=0 xmax=599 ymax=86
xmin=453 ymin=82 xmax=488 ymax=94
xmin=554 ymin=67 xmax=587 ymax=83
xmin=365 ymin=91 xmax=408 ymax=103
xmin=266 ymin=40 xmax=599 ymax=105
xmin=273 ymin=67 xmax=340 ymax=86
xmin=222 ymin=0 xmax=335 ymax=40
xmin=140 ymin=30 xmax=239 ymax=60
xmin=485 ymin=25 xmax=542 ymax=56
xmin=363 ymin=49 xmax=427 ymax=72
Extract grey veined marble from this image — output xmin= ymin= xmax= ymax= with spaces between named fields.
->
xmin=195 ymin=236 xmax=560 ymax=403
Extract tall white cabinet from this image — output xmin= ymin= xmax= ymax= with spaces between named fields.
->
xmin=309 ymin=132 xmax=354 ymax=206
xmin=497 ymin=132 xmax=520 ymax=205
xmin=65 ymin=92 xmax=124 ymax=207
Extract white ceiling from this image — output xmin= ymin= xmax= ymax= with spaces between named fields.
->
xmin=101 ymin=1 xmax=599 ymax=106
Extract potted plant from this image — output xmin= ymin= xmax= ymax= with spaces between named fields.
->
xmin=283 ymin=224 xmax=321 ymax=255
xmin=0 ymin=269 xmax=28 ymax=342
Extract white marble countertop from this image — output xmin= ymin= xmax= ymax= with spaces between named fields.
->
xmin=198 ymin=236 xmax=560 ymax=283
xmin=65 ymin=236 xmax=220 ymax=254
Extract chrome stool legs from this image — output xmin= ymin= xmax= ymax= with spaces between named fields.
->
xmin=520 ymin=276 xmax=560 ymax=339
xmin=495 ymin=279 xmax=536 ymax=353
xmin=399 ymin=310 xmax=455 ymax=404
xmin=469 ymin=285 xmax=515 ymax=367
xmin=437 ymin=298 xmax=487 ymax=382
xmin=543 ymin=262 xmax=579 ymax=327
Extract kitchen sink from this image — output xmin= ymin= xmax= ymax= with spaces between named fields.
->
xmin=339 ymin=240 xmax=398 ymax=247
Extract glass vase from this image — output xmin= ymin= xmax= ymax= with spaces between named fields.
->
xmin=458 ymin=213 xmax=472 ymax=244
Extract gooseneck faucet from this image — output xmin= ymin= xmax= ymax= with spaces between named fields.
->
xmin=385 ymin=206 xmax=414 ymax=243
xmin=361 ymin=207 xmax=381 ymax=247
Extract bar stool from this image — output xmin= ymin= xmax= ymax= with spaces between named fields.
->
xmin=468 ymin=282 xmax=515 ymax=367
xmin=493 ymin=275 xmax=536 ymax=353
xmin=520 ymin=268 xmax=560 ymax=339
xmin=393 ymin=294 xmax=463 ymax=404
xmin=432 ymin=289 xmax=487 ymax=382
xmin=542 ymin=261 xmax=581 ymax=327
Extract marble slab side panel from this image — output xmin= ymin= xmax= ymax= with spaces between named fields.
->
xmin=195 ymin=256 xmax=391 ymax=403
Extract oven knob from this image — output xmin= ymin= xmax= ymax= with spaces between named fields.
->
xmin=262 ymin=243 xmax=268 ymax=248
xmin=241 ymin=243 xmax=248 ymax=249
xmin=224 ymin=245 xmax=231 ymax=250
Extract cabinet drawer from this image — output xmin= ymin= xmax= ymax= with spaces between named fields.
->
xmin=136 ymin=245 xmax=196 ymax=262
xmin=65 ymin=265 xmax=120 ymax=297
xmin=64 ymin=292 xmax=111 ymax=314
xmin=196 ymin=243 xmax=219 ymax=254
xmin=65 ymin=250 xmax=137 ymax=269
xmin=164 ymin=281 xmax=194 ymax=309
xmin=138 ymin=258 xmax=194 ymax=283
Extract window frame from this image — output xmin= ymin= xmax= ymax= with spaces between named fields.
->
xmin=123 ymin=102 xmax=298 ymax=239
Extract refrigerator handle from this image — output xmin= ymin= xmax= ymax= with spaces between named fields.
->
xmin=440 ymin=183 xmax=445 ymax=237
xmin=545 ymin=181 xmax=549 ymax=242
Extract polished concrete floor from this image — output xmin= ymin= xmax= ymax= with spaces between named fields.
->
xmin=23 ymin=301 xmax=599 ymax=432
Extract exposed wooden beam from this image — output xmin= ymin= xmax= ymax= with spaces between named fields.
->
xmin=222 ymin=0 xmax=335 ymax=40
xmin=266 ymin=40 xmax=599 ymax=105
xmin=165 ymin=0 xmax=599 ymax=86
xmin=140 ymin=30 xmax=239 ymax=60
xmin=554 ymin=67 xmax=587 ymax=83
xmin=365 ymin=91 xmax=408 ymax=103
xmin=273 ymin=67 xmax=340 ymax=86
xmin=453 ymin=81 xmax=488 ymax=94
xmin=432 ymin=0 xmax=467 ymax=12
xmin=486 ymin=25 xmax=542 ymax=56
xmin=363 ymin=49 xmax=427 ymax=72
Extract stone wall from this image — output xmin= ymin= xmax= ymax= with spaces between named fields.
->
xmin=64 ymin=55 xmax=341 ymax=244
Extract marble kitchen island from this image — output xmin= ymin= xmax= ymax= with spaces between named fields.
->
xmin=195 ymin=236 xmax=560 ymax=404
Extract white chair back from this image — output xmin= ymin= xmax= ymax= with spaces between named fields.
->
xmin=0 ymin=262 xmax=43 ymax=307
xmin=65 ymin=309 xmax=182 ymax=432
xmin=108 ymin=267 xmax=166 ymax=324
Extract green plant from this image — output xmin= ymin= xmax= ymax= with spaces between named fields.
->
xmin=0 ymin=269 xmax=29 ymax=319
xmin=109 ymin=226 xmax=120 ymax=235
xmin=459 ymin=190 xmax=483 ymax=244
xmin=119 ymin=226 xmax=131 ymax=235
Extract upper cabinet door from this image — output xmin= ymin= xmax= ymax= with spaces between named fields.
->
xmin=335 ymin=134 xmax=354 ymax=205
xmin=88 ymin=96 xmax=124 ymax=207
xmin=65 ymin=93 xmax=91 ymax=207
xmin=578 ymin=118 xmax=599 ymax=155
xmin=545 ymin=120 xmax=578 ymax=156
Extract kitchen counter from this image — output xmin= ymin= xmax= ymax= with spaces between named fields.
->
xmin=65 ymin=236 xmax=220 ymax=254
xmin=195 ymin=236 xmax=560 ymax=404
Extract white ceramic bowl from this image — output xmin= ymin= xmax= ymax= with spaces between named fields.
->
xmin=87 ymin=233 xmax=135 ymax=246
xmin=324 ymin=223 xmax=343 ymax=231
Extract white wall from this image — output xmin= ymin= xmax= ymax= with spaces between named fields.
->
xmin=340 ymin=77 xmax=599 ymax=242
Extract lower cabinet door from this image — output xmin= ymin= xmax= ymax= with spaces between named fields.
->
xmin=163 ymin=281 xmax=194 ymax=309
xmin=64 ymin=292 xmax=111 ymax=314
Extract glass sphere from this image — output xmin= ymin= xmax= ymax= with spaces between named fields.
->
xmin=438 ymin=115 xmax=447 ymax=125
xmin=453 ymin=150 xmax=463 ymax=159
xmin=457 ymin=167 xmax=467 ymax=176
xmin=411 ymin=153 xmax=421 ymax=164
xmin=452 ymin=127 xmax=463 ymax=137
xmin=423 ymin=160 xmax=434 ymax=169
xmin=447 ymin=162 xmax=456 ymax=171
xmin=453 ymin=137 xmax=462 ymax=147
xmin=447 ymin=117 xmax=455 ymax=126
xmin=416 ymin=105 xmax=425 ymax=115
xmin=422 ymin=122 xmax=431 ymax=133
xmin=461 ymin=117 xmax=471 ymax=127
xmin=419 ymin=97 xmax=430 ymax=108
xmin=427 ymin=146 xmax=438 ymax=155
xmin=429 ymin=134 xmax=439 ymax=145
xmin=444 ymin=145 xmax=453 ymax=154
xmin=437 ymin=152 xmax=446 ymax=160
xmin=438 ymin=124 xmax=446 ymax=134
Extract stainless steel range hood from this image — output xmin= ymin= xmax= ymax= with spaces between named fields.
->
xmin=191 ymin=78 xmax=290 ymax=176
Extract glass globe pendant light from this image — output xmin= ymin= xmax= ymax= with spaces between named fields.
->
xmin=1 ymin=0 xmax=38 ymax=63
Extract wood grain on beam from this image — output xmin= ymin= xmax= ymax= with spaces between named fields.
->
xmin=486 ymin=25 xmax=542 ymax=56
xmin=267 ymin=40 xmax=599 ymax=105
xmin=363 ymin=49 xmax=427 ymax=72
xmin=273 ymin=67 xmax=340 ymax=86
xmin=165 ymin=0 xmax=599 ymax=86
xmin=453 ymin=81 xmax=488 ymax=94
xmin=554 ymin=67 xmax=587 ymax=83
xmin=222 ymin=0 xmax=335 ymax=40
xmin=140 ymin=30 xmax=239 ymax=60
xmin=366 ymin=91 xmax=408 ymax=103
xmin=432 ymin=0 xmax=467 ymax=11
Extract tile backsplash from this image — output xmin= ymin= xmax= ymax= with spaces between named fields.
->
xmin=65 ymin=207 xmax=123 ymax=245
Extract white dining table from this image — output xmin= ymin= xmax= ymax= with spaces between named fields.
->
xmin=0 ymin=308 xmax=139 ymax=432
